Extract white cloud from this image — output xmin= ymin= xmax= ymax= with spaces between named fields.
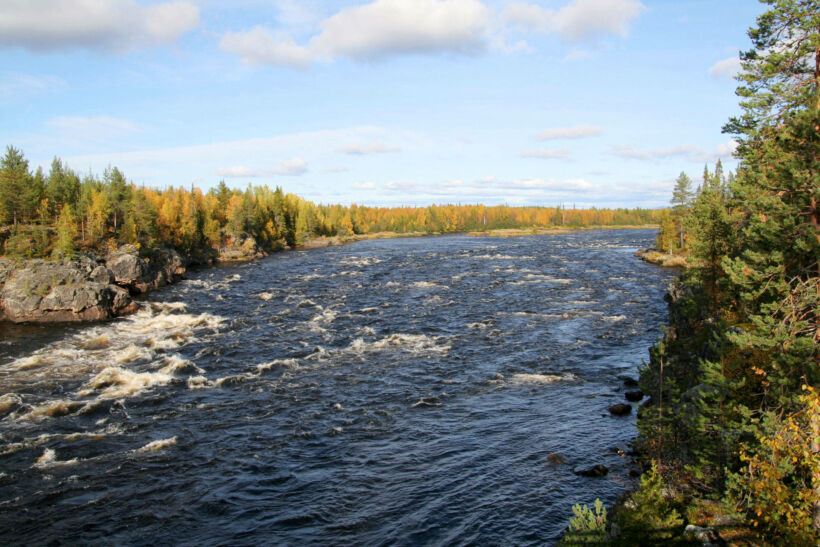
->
xmin=0 ymin=0 xmax=199 ymax=52
xmin=219 ymin=0 xmax=489 ymax=67
xmin=271 ymin=157 xmax=308 ymax=175
xmin=313 ymin=0 xmax=489 ymax=60
xmin=323 ymin=167 xmax=350 ymax=173
xmin=709 ymin=56 xmax=741 ymax=79
xmin=612 ymin=141 xmax=738 ymax=163
xmin=502 ymin=0 xmax=645 ymax=42
xmin=353 ymin=181 xmax=377 ymax=189
xmin=47 ymin=115 xmax=141 ymax=139
xmin=488 ymin=177 xmax=598 ymax=192
xmin=337 ymin=142 xmax=401 ymax=155
xmin=0 ymin=72 xmax=65 ymax=101
xmin=520 ymin=148 xmax=571 ymax=159
xmin=219 ymin=27 xmax=314 ymax=69
xmin=215 ymin=158 xmax=307 ymax=178
xmin=716 ymin=139 xmax=739 ymax=157
xmin=215 ymin=165 xmax=259 ymax=178
xmin=535 ymin=125 xmax=603 ymax=140
xmin=612 ymin=143 xmax=700 ymax=160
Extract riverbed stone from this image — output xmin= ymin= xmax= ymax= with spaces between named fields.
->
xmin=625 ymin=390 xmax=644 ymax=402
xmin=608 ymin=403 xmax=632 ymax=416
xmin=574 ymin=464 xmax=609 ymax=477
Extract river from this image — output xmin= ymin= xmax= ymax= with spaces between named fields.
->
xmin=0 ymin=229 xmax=676 ymax=545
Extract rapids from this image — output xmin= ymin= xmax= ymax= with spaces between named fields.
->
xmin=0 ymin=230 xmax=675 ymax=545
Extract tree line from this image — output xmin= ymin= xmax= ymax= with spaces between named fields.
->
xmin=0 ymin=150 xmax=663 ymax=260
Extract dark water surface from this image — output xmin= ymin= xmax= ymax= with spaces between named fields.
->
xmin=0 ymin=230 xmax=675 ymax=545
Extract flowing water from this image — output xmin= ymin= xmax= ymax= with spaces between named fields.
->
xmin=0 ymin=230 xmax=676 ymax=545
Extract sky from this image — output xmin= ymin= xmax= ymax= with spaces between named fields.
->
xmin=0 ymin=0 xmax=766 ymax=208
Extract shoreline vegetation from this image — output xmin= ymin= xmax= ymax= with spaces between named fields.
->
xmin=562 ymin=1 xmax=820 ymax=544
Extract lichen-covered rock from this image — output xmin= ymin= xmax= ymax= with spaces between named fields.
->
xmin=0 ymin=256 xmax=137 ymax=323
xmin=104 ymin=245 xmax=186 ymax=294
xmin=0 ymin=245 xmax=184 ymax=323
xmin=106 ymin=245 xmax=149 ymax=286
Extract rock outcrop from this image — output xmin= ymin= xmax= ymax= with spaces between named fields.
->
xmin=105 ymin=245 xmax=185 ymax=294
xmin=0 ymin=246 xmax=185 ymax=323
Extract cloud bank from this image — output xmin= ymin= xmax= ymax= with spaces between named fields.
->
xmin=219 ymin=0 xmax=646 ymax=68
xmin=0 ymin=0 xmax=199 ymax=52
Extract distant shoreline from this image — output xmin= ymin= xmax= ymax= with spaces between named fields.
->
xmin=292 ymin=225 xmax=659 ymax=249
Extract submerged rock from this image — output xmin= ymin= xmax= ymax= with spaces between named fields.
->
xmin=625 ymin=390 xmax=644 ymax=402
xmin=547 ymin=453 xmax=566 ymax=464
xmin=574 ymin=464 xmax=609 ymax=477
xmin=608 ymin=403 xmax=632 ymax=416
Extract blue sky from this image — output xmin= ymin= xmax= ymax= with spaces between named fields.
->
xmin=0 ymin=0 xmax=764 ymax=208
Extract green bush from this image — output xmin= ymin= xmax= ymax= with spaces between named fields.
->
xmin=614 ymin=463 xmax=684 ymax=544
xmin=559 ymin=498 xmax=608 ymax=545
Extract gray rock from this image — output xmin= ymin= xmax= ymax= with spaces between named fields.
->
xmin=684 ymin=524 xmax=724 ymax=545
xmin=0 ymin=246 xmax=182 ymax=323
xmin=106 ymin=246 xmax=148 ymax=286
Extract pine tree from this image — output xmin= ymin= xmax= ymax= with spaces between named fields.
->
xmin=0 ymin=145 xmax=32 ymax=225
xmin=724 ymin=0 xmax=820 ymax=148
xmin=718 ymin=0 xmax=820 ymax=534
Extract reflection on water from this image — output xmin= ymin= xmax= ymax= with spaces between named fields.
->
xmin=0 ymin=230 xmax=675 ymax=545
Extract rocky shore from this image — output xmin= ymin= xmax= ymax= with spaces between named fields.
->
xmin=635 ymin=248 xmax=688 ymax=268
xmin=0 ymin=245 xmax=185 ymax=323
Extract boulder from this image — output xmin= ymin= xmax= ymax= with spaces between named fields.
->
xmin=618 ymin=375 xmax=639 ymax=387
xmin=105 ymin=246 xmax=185 ymax=294
xmin=547 ymin=453 xmax=566 ymax=464
xmin=106 ymin=245 xmax=148 ymax=286
xmin=683 ymin=525 xmax=723 ymax=546
xmin=625 ymin=390 xmax=644 ymax=402
xmin=609 ymin=403 xmax=632 ymax=416
xmin=574 ymin=464 xmax=609 ymax=477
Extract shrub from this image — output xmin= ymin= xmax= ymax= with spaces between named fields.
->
xmin=726 ymin=386 xmax=820 ymax=546
xmin=614 ymin=463 xmax=684 ymax=544
xmin=559 ymin=498 xmax=608 ymax=545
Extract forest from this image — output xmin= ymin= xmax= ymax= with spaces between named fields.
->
xmin=562 ymin=1 xmax=820 ymax=544
xmin=0 ymin=148 xmax=663 ymax=261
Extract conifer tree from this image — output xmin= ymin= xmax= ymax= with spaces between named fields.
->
xmin=0 ymin=145 xmax=32 ymax=225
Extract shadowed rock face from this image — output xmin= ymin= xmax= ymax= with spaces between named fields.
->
xmin=0 ymin=246 xmax=185 ymax=323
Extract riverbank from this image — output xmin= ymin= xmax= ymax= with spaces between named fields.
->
xmin=466 ymin=224 xmax=658 ymax=238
